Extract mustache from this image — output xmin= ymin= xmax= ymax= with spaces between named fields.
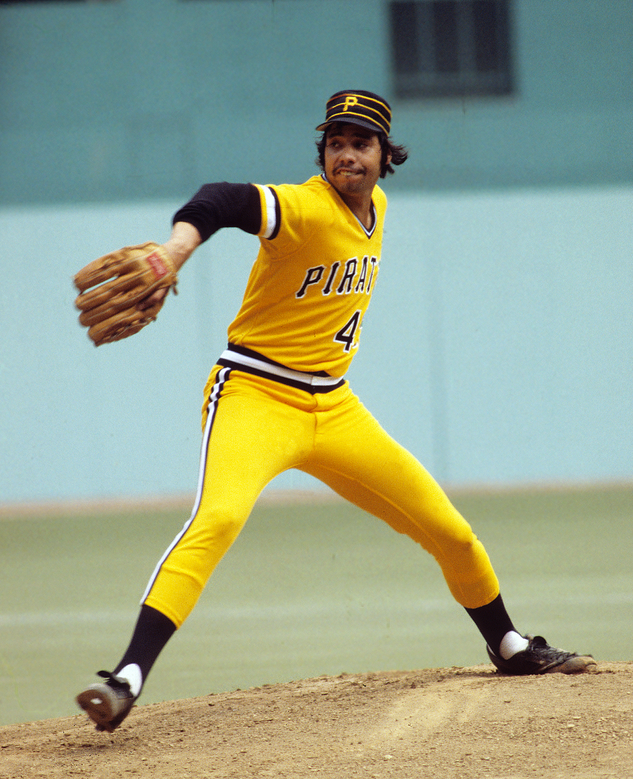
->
xmin=334 ymin=165 xmax=364 ymax=174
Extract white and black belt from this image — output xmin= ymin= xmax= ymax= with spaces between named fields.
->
xmin=217 ymin=344 xmax=345 ymax=394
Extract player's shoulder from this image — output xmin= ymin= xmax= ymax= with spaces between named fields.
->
xmin=251 ymin=176 xmax=334 ymax=244
xmin=268 ymin=176 xmax=337 ymax=222
xmin=372 ymin=182 xmax=388 ymax=211
xmin=267 ymin=175 xmax=331 ymax=203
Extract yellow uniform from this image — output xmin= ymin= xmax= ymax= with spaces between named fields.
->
xmin=75 ymin=92 xmax=593 ymax=737
xmin=142 ymin=175 xmax=499 ymax=628
xmin=229 ymin=176 xmax=383 ymax=376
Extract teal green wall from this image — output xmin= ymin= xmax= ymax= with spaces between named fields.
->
xmin=1 ymin=0 xmax=631 ymax=503
xmin=1 ymin=0 xmax=631 ymax=205
xmin=1 ymin=184 xmax=631 ymax=503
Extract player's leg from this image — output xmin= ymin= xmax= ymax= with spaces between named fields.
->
xmin=302 ymin=387 xmax=595 ymax=673
xmin=77 ymin=369 xmax=314 ymax=730
xmin=140 ymin=371 xmax=314 ymax=627
xmin=303 ymin=386 xmax=500 ymax=609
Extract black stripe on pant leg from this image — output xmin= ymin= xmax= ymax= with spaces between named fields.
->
xmin=140 ymin=367 xmax=232 ymax=604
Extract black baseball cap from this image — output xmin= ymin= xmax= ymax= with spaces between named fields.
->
xmin=316 ymin=90 xmax=391 ymax=136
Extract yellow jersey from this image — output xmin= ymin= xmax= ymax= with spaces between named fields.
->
xmin=227 ymin=175 xmax=387 ymax=378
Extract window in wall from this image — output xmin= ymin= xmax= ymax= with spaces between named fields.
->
xmin=390 ymin=0 xmax=514 ymax=99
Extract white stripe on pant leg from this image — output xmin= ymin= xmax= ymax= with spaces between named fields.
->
xmin=140 ymin=367 xmax=231 ymax=605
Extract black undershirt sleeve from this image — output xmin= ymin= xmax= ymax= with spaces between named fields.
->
xmin=172 ymin=182 xmax=262 ymax=243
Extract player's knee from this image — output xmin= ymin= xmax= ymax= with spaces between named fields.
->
xmin=198 ymin=508 xmax=247 ymax=549
xmin=447 ymin=525 xmax=481 ymax=561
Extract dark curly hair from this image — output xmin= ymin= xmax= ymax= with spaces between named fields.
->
xmin=315 ymin=123 xmax=409 ymax=179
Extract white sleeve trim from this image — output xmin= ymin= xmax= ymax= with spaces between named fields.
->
xmin=261 ymin=185 xmax=278 ymax=239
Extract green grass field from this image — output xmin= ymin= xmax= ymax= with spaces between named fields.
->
xmin=1 ymin=484 xmax=631 ymax=727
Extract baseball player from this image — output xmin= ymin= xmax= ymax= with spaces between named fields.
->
xmin=75 ymin=90 xmax=596 ymax=733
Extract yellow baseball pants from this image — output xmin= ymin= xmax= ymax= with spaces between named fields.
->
xmin=143 ymin=366 xmax=500 ymax=628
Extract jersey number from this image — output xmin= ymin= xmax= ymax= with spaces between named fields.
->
xmin=334 ymin=310 xmax=362 ymax=353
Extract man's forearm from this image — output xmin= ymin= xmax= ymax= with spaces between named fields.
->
xmin=162 ymin=221 xmax=203 ymax=271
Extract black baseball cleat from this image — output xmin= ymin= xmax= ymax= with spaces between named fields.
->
xmin=76 ymin=671 xmax=136 ymax=732
xmin=487 ymin=635 xmax=597 ymax=675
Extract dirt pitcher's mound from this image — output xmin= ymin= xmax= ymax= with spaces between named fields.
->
xmin=1 ymin=662 xmax=631 ymax=779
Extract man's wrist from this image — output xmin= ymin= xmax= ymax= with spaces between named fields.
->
xmin=162 ymin=222 xmax=203 ymax=270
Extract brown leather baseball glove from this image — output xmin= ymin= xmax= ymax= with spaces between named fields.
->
xmin=74 ymin=242 xmax=178 ymax=346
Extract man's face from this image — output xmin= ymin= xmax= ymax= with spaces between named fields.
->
xmin=323 ymin=123 xmax=386 ymax=199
